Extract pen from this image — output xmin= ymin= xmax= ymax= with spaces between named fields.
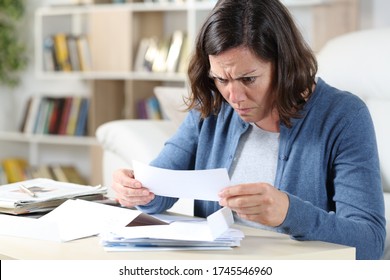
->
xmin=19 ymin=184 xmax=37 ymax=198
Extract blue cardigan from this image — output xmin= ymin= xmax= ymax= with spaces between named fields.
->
xmin=139 ymin=78 xmax=386 ymax=259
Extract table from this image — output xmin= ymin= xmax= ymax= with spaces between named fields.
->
xmin=0 ymin=226 xmax=355 ymax=260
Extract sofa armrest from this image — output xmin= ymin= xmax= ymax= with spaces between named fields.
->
xmin=96 ymin=119 xmax=177 ymax=166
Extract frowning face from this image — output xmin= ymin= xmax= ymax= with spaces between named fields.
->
xmin=209 ymin=46 xmax=279 ymax=131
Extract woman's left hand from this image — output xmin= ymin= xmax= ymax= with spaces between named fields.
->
xmin=219 ymin=183 xmax=289 ymax=227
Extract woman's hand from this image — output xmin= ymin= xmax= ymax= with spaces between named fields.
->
xmin=111 ymin=169 xmax=155 ymax=208
xmin=219 ymin=183 xmax=289 ymax=227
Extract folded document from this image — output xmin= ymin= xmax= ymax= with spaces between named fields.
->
xmin=0 ymin=199 xmax=244 ymax=250
xmin=100 ymin=207 xmax=244 ymax=251
xmin=0 ymin=178 xmax=107 ymax=214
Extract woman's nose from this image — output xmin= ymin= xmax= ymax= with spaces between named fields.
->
xmin=227 ymin=81 xmax=246 ymax=103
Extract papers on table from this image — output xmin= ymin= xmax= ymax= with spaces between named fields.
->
xmin=100 ymin=207 xmax=244 ymax=251
xmin=0 ymin=199 xmax=143 ymax=242
xmin=0 ymin=199 xmax=244 ymax=250
xmin=0 ymin=178 xmax=107 ymax=214
xmin=132 ymin=160 xmax=231 ymax=201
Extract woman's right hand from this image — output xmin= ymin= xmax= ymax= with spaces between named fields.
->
xmin=111 ymin=168 xmax=155 ymax=208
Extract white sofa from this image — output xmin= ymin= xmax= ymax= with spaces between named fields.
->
xmin=96 ymin=28 xmax=390 ymax=259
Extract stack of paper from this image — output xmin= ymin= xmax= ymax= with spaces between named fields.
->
xmin=100 ymin=207 xmax=244 ymax=251
xmin=0 ymin=178 xmax=107 ymax=215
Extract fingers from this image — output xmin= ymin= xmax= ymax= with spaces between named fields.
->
xmin=219 ymin=183 xmax=269 ymax=198
xmin=218 ymin=183 xmax=289 ymax=227
xmin=112 ymin=168 xmax=155 ymax=208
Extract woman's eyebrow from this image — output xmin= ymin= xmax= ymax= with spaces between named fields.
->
xmin=209 ymin=69 xmax=258 ymax=79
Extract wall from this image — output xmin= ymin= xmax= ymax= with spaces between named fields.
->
xmin=360 ymin=0 xmax=390 ymax=29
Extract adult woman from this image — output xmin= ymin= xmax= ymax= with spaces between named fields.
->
xmin=112 ymin=0 xmax=386 ymax=259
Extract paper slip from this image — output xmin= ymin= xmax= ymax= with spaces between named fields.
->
xmin=132 ymin=160 xmax=231 ymax=201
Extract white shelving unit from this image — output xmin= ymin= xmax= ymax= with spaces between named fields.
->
xmin=0 ymin=0 xmax=358 ymax=185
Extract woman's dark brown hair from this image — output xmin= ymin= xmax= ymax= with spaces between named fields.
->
xmin=187 ymin=0 xmax=318 ymax=127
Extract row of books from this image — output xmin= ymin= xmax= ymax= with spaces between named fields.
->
xmin=20 ymin=95 xmax=90 ymax=136
xmin=0 ymin=157 xmax=88 ymax=185
xmin=136 ymin=96 xmax=163 ymax=120
xmin=43 ymin=33 xmax=92 ymax=72
xmin=134 ymin=30 xmax=189 ymax=73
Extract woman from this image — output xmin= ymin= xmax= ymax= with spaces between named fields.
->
xmin=112 ymin=0 xmax=386 ymax=259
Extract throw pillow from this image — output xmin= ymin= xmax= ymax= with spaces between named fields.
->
xmin=154 ymin=86 xmax=189 ymax=127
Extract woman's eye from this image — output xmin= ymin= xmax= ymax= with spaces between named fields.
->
xmin=214 ymin=77 xmax=228 ymax=84
xmin=241 ymin=77 xmax=256 ymax=84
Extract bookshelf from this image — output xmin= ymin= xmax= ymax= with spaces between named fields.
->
xmin=0 ymin=0 xmax=359 ymax=186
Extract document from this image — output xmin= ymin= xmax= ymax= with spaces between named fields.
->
xmin=0 ymin=199 xmax=159 ymax=242
xmin=0 ymin=178 xmax=107 ymax=214
xmin=100 ymin=207 xmax=244 ymax=251
xmin=0 ymin=199 xmax=243 ymax=249
xmin=132 ymin=160 xmax=231 ymax=201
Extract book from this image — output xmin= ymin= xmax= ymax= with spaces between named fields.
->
xmin=177 ymin=34 xmax=190 ymax=73
xmin=50 ymin=165 xmax=68 ymax=182
xmin=42 ymin=97 xmax=55 ymax=134
xmin=133 ymin=37 xmax=154 ymax=72
xmin=145 ymin=96 xmax=162 ymax=120
xmin=60 ymin=165 xmax=88 ymax=185
xmin=53 ymin=33 xmax=72 ymax=72
xmin=19 ymin=97 xmax=33 ymax=133
xmin=152 ymin=37 xmax=170 ymax=72
xmin=33 ymin=97 xmax=51 ymax=134
xmin=75 ymin=97 xmax=90 ymax=136
xmin=66 ymin=35 xmax=81 ymax=71
xmin=66 ymin=96 xmax=82 ymax=135
xmin=22 ymin=96 xmax=42 ymax=134
xmin=76 ymin=35 xmax=92 ymax=71
xmin=42 ymin=36 xmax=58 ymax=71
xmin=143 ymin=36 xmax=159 ymax=72
xmin=48 ymin=97 xmax=66 ymax=134
xmin=165 ymin=30 xmax=185 ymax=73
xmin=0 ymin=178 xmax=107 ymax=215
xmin=58 ymin=96 xmax=73 ymax=135
xmin=2 ymin=158 xmax=28 ymax=183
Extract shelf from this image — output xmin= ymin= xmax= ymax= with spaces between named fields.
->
xmin=36 ymin=71 xmax=187 ymax=82
xmin=0 ymin=131 xmax=98 ymax=146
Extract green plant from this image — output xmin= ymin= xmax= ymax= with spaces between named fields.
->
xmin=0 ymin=0 xmax=27 ymax=87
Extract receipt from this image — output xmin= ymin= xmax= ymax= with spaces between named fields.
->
xmin=132 ymin=160 xmax=231 ymax=201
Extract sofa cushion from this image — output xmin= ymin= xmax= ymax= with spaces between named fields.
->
xmin=154 ymin=86 xmax=189 ymax=127
xmin=96 ymin=119 xmax=177 ymax=167
xmin=317 ymin=28 xmax=390 ymax=101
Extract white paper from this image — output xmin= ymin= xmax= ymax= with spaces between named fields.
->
xmin=102 ymin=207 xmax=236 ymax=242
xmin=0 ymin=214 xmax=61 ymax=242
xmin=39 ymin=199 xmax=141 ymax=241
xmin=0 ymin=199 xmax=143 ymax=242
xmin=0 ymin=178 xmax=106 ymax=208
xmin=132 ymin=160 xmax=231 ymax=201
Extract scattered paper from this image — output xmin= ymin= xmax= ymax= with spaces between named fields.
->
xmin=0 ymin=199 xmax=143 ymax=242
xmin=132 ymin=160 xmax=231 ymax=201
xmin=100 ymin=207 xmax=244 ymax=251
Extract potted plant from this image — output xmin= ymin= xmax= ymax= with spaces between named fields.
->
xmin=0 ymin=0 xmax=27 ymax=87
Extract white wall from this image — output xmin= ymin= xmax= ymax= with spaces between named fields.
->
xmin=360 ymin=0 xmax=390 ymax=29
